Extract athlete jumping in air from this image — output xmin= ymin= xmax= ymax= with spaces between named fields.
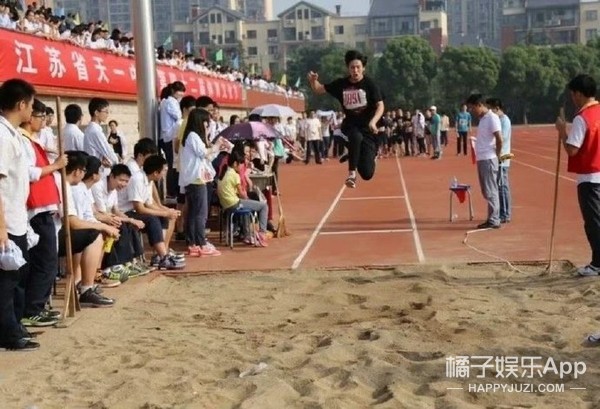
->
xmin=307 ymin=50 xmax=384 ymax=188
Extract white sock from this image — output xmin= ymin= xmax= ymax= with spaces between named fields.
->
xmin=349 ymin=171 xmax=356 ymax=178
xmin=80 ymin=285 xmax=93 ymax=294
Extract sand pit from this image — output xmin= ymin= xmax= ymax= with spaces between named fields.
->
xmin=1 ymin=262 xmax=600 ymax=408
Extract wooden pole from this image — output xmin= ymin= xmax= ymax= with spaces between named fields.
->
xmin=55 ymin=96 xmax=80 ymax=318
xmin=545 ymin=107 xmax=565 ymax=275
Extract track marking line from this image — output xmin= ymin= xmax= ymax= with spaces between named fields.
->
xmin=395 ymin=156 xmax=425 ymax=263
xmin=340 ymin=195 xmax=405 ymax=201
xmin=291 ymin=184 xmax=346 ymax=270
xmin=512 ymin=160 xmax=576 ymax=183
xmin=320 ymin=229 xmax=413 ymax=236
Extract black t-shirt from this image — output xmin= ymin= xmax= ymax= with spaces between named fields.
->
xmin=324 ymin=75 xmax=382 ymax=129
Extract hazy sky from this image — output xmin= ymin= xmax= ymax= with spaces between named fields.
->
xmin=273 ymin=0 xmax=370 ymax=17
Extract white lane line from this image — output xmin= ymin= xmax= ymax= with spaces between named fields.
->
xmin=320 ymin=229 xmax=413 ymax=236
xmin=340 ymin=195 xmax=405 ymax=201
xmin=395 ymin=155 xmax=425 ymax=263
xmin=512 ymin=160 xmax=576 ymax=183
xmin=291 ymin=184 xmax=346 ymax=270
xmin=512 ymin=148 xmax=567 ymax=162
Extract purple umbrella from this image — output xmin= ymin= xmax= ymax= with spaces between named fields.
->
xmin=216 ymin=122 xmax=283 ymax=142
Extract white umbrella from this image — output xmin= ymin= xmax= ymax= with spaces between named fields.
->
xmin=251 ymin=104 xmax=296 ymax=118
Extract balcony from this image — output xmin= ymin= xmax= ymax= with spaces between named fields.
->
xmin=267 ymin=37 xmax=279 ymax=43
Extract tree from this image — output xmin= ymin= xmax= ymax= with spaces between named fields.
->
xmin=376 ymin=36 xmax=437 ymax=109
xmin=286 ymin=44 xmax=347 ymax=111
xmin=435 ymin=46 xmax=500 ymax=115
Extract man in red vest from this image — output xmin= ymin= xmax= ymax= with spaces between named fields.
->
xmin=556 ymin=74 xmax=600 ymax=276
xmin=18 ymin=99 xmax=68 ymax=327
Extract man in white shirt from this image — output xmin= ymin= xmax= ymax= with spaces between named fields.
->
xmin=466 ymin=94 xmax=502 ymax=229
xmin=38 ymin=107 xmax=58 ymax=162
xmin=91 ymin=164 xmax=149 ymax=277
xmin=0 ymin=79 xmax=38 ymax=351
xmin=83 ymin=98 xmax=118 ymax=171
xmin=304 ymin=111 xmax=322 ymax=164
xmin=62 ymin=151 xmax=119 ymax=307
xmin=122 ymin=154 xmax=184 ymax=271
xmin=63 ymin=104 xmax=85 ymax=151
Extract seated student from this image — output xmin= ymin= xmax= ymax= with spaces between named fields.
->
xmin=62 ymin=151 xmax=119 ymax=307
xmin=92 ymin=164 xmax=151 ymax=277
xmin=121 ymin=154 xmax=185 ymax=270
xmin=217 ymin=151 xmax=269 ymax=247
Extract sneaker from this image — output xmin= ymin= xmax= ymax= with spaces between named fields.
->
xmin=339 ymin=153 xmax=349 ymax=163
xmin=21 ymin=314 xmax=58 ymax=327
xmin=586 ymin=332 xmax=600 ymax=343
xmin=150 ymin=254 xmax=162 ymax=267
xmin=2 ymin=338 xmax=40 ymax=351
xmin=158 ymin=255 xmax=186 ymax=270
xmin=95 ymin=273 xmax=121 ymax=288
xmin=79 ymin=288 xmax=115 ymax=308
xmin=345 ymin=176 xmax=356 ymax=189
xmin=255 ymin=232 xmax=269 ymax=247
xmin=577 ymin=264 xmax=600 ymax=277
xmin=41 ymin=309 xmax=61 ymax=320
xmin=168 ymin=249 xmax=186 ymax=260
xmin=199 ymin=244 xmax=221 ymax=256
xmin=188 ymin=245 xmax=201 ymax=257
xmin=126 ymin=262 xmax=151 ymax=278
xmin=19 ymin=326 xmax=38 ymax=341
xmin=103 ymin=265 xmax=130 ymax=283
xmin=476 ymin=221 xmax=500 ymax=229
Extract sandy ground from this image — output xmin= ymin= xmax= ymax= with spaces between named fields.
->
xmin=1 ymin=262 xmax=600 ymax=409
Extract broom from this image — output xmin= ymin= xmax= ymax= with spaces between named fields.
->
xmin=273 ymin=174 xmax=289 ymax=238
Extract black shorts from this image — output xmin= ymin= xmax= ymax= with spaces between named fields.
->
xmin=58 ymin=228 xmax=100 ymax=256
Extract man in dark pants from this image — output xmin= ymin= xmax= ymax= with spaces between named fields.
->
xmin=0 ymin=78 xmax=38 ymax=351
xmin=556 ymin=74 xmax=600 ymax=277
xmin=308 ymin=49 xmax=384 ymax=189
xmin=19 ymin=99 xmax=68 ymax=327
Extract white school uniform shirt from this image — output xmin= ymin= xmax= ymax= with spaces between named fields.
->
xmin=474 ymin=111 xmax=502 ymax=161
xmin=159 ymin=96 xmax=181 ymax=143
xmin=120 ymin=172 xmax=153 ymax=213
xmin=83 ymin=122 xmax=119 ymax=165
xmin=118 ymin=159 xmax=143 ymax=211
xmin=38 ymin=126 xmax=58 ymax=162
xmin=71 ymin=182 xmax=97 ymax=222
xmin=91 ymin=176 xmax=118 ymax=213
xmin=0 ymin=116 xmax=30 ymax=236
xmin=306 ymin=118 xmax=322 ymax=141
xmin=63 ymin=123 xmax=85 ymax=151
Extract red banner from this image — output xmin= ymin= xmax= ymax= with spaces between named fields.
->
xmin=0 ymin=29 xmax=243 ymax=105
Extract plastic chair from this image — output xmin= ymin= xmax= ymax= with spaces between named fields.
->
xmin=221 ymin=207 xmax=258 ymax=249
xmin=449 ymin=184 xmax=474 ymax=222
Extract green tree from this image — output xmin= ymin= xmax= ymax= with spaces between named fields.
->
xmin=435 ymin=46 xmax=500 ymax=114
xmin=376 ymin=36 xmax=437 ymax=109
xmin=286 ymin=44 xmax=347 ymax=111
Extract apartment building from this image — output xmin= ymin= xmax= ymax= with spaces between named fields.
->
xmin=446 ymin=0 xmax=504 ymax=48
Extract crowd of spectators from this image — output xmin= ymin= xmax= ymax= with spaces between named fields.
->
xmin=0 ymin=0 xmax=303 ymax=97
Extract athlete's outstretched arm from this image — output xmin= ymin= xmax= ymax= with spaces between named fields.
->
xmin=307 ymin=71 xmax=326 ymax=95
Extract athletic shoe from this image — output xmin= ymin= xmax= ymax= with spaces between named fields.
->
xmin=21 ymin=314 xmax=58 ymax=327
xmin=199 ymin=244 xmax=221 ymax=256
xmin=255 ymin=232 xmax=269 ymax=247
xmin=95 ymin=272 xmax=121 ymax=288
xmin=586 ymin=332 xmax=600 ymax=343
xmin=476 ymin=221 xmax=500 ymax=229
xmin=102 ymin=265 xmax=130 ymax=283
xmin=168 ymin=248 xmax=186 ymax=260
xmin=187 ymin=246 xmax=201 ymax=257
xmin=150 ymin=254 xmax=162 ymax=267
xmin=345 ymin=176 xmax=356 ymax=189
xmin=158 ymin=255 xmax=186 ymax=270
xmin=41 ymin=309 xmax=62 ymax=320
xmin=577 ymin=264 xmax=600 ymax=277
xmin=79 ymin=288 xmax=115 ymax=308
xmin=1 ymin=338 xmax=40 ymax=351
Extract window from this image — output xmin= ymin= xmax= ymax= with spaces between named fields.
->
xmin=283 ymin=27 xmax=296 ymax=41
xmin=199 ymin=15 xmax=208 ymax=24
xmin=311 ymin=26 xmax=324 ymax=40
xmin=298 ymin=31 xmax=304 ymax=40
xmin=226 ymin=14 xmax=235 ymax=22
xmin=225 ymin=30 xmax=236 ymax=43
xmin=268 ymin=45 xmax=278 ymax=55
xmin=267 ymin=29 xmax=278 ymax=38
xmin=586 ymin=10 xmax=598 ymax=21
xmin=248 ymin=46 xmax=258 ymax=56
xmin=247 ymin=30 xmax=257 ymax=39
xmin=334 ymin=25 xmax=344 ymax=35
xmin=199 ymin=31 xmax=210 ymax=44
xmin=297 ymin=9 xmax=303 ymax=19
xmin=217 ymin=13 xmax=222 ymax=23
xmin=304 ymin=9 xmax=309 ymax=19
xmin=210 ymin=13 xmax=215 ymax=23
xmin=586 ymin=28 xmax=598 ymax=41
xmin=354 ymin=24 xmax=367 ymax=35
xmin=285 ymin=12 xmax=295 ymax=20
xmin=311 ymin=10 xmax=322 ymax=19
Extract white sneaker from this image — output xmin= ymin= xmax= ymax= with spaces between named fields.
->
xmin=577 ymin=264 xmax=600 ymax=276
xmin=586 ymin=332 xmax=600 ymax=343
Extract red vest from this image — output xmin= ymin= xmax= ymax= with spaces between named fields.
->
xmin=26 ymin=138 xmax=61 ymax=210
xmin=568 ymin=103 xmax=600 ymax=174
